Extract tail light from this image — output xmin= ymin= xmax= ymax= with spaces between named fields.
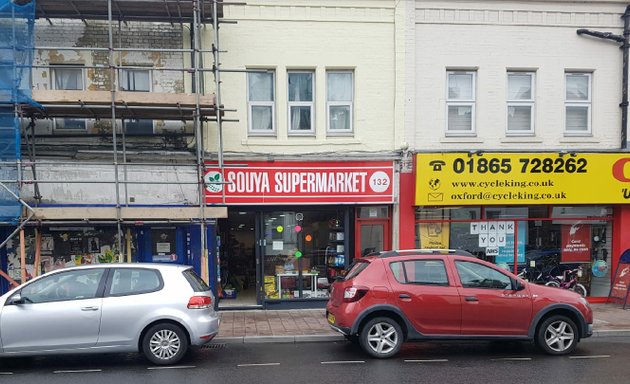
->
xmin=188 ymin=295 xmax=212 ymax=309
xmin=343 ymin=286 xmax=368 ymax=302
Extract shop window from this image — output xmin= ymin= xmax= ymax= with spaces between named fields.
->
xmin=262 ymin=209 xmax=346 ymax=300
xmin=152 ymin=228 xmax=176 ymax=262
xmin=485 ymin=206 xmax=528 ymax=219
xmin=358 ymin=206 xmax=389 ymax=218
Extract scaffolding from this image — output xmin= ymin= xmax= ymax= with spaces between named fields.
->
xmin=0 ymin=0 xmax=230 ymax=286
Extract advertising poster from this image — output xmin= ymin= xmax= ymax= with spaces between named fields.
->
xmin=495 ymin=221 xmax=526 ymax=265
xmin=418 ymin=222 xmax=450 ymax=249
xmin=561 ymin=223 xmax=591 ymax=263
xmin=610 ymin=264 xmax=630 ymax=307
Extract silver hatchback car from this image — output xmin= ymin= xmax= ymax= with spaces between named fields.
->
xmin=0 ymin=263 xmax=220 ymax=365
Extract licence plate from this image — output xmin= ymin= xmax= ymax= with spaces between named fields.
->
xmin=327 ymin=313 xmax=335 ymax=325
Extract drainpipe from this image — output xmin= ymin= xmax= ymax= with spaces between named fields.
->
xmin=577 ymin=4 xmax=630 ymax=149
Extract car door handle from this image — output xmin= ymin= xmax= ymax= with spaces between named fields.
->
xmin=465 ymin=296 xmax=478 ymax=302
xmin=399 ymin=294 xmax=411 ymax=299
xmin=81 ymin=306 xmax=99 ymax=311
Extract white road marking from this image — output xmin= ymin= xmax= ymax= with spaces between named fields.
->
xmin=0 ymin=372 xmax=14 ymax=375
xmin=491 ymin=357 xmax=532 ymax=361
xmin=569 ymin=355 xmax=611 ymax=359
xmin=404 ymin=359 xmax=449 ymax=363
xmin=53 ymin=369 xmax=102 ymax=374
xmin=147 ymin=365 xmax=197 ymax=370
xmin=237 ymin=363 xmax=281 ymax=367
xmin=321 ymin=360 xmax=366 ymax=364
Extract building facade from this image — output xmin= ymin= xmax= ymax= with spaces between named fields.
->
xmin=203 ymin=0 xmax=401 ymax=308
xmin=397 ymin=0 xmax=630 ymax=301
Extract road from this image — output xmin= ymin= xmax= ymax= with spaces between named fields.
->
xmin=1 ymin=337 xmax=629 ymax=384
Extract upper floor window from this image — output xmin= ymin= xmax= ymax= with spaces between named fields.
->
xmin=121 ymin=69 xmax=151 ymax=92
xmin=446 ymin=71 xmax=475 ymax=135
xmin=565 ymin=73 xmax=591 ymax=135
xmin=120 ymin=69 xmax=153 ymax=134
xmin=288 ymin=71 xmax=314 ymax=134
xmin=327 ymin=71 xmax=353 ymax=134
xmin=51 ymin=66 xmax=86 ymax=130
xmin=507 ymin=72 xmax=535 ymax=134
xmin=247 ymin=70 xmax=275 ymax=134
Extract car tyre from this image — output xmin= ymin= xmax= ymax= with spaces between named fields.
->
xmin=536 ymin=315 xmax=578 ymax=355
xmin=359 ymin=317 xmax=403 ymax=359
xmin=142 ymin=323 xmax=189 ymax=365
xmin=344 ymin=334 xmax=359 ymax=344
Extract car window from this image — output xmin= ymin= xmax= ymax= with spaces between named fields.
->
xmin=455 ymin=261 xmax=512 ymax=289
xmin=109 ymin=268 xmax=162 ymax=296
xmin=344 ymin=260 xmax=370 ymax=280
xmin=20 ymin=269 xmax=105 ymax=303
xmin=390 ymin=260 xmax=448 ymax=286
xmin=183 ymin=268 xmax=210 ymax=291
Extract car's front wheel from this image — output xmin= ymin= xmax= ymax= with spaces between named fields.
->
xmin=142 ymin=323 xmax=189 ymax=365
xmin=359 ymin=317 xmax=403 ymax=358
xmin=536 ymin=315 xmax=578 ymax=355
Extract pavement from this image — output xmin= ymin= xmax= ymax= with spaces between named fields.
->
xmin=214 ymin=303 xmax=630 ymax=344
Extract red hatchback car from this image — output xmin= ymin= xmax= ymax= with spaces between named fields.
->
xmin=326 ymin=249 xmax=593 ymax=358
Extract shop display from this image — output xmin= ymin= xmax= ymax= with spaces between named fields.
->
xmin=326 ymin=219 xmax=345 ymax=281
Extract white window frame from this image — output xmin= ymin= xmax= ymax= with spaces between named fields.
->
xmin=506 ymin=71 xmax=535 ymax=135
xmin=287 ymin=70 xmax=315 ymax=135
xmin=446 ymin=71 xmax=476 ymax=136
xmin=51 ymin=66 xmax=87 ymax=132
xmin=247 ymin=69 xmax=276 ymax=135
xmin=120 ymin=68 xmax=154 ymax=134
xmin=326 ymin=70 xmax=354 ymax=135
xmin=564 ymin=72 xmax=592 ymax=135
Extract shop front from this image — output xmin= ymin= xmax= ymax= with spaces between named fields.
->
xmin=205 ymin=161 xmax=394 ymax=309
xmin=403 ymin=152 xmax=630 ymax=301
xmin=0 ymin=206 xmax=224 ymax=294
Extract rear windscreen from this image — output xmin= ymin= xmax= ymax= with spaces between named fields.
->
xmin=344 ymin=260 xmax=370 ymax=281
xmin=183 ymin=269 xmax=211 ymax=292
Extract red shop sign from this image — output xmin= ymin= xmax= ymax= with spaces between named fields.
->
xmin=204 ymin=161 xmax=394 ymax=205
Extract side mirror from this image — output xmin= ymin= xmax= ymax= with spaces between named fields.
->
xmin=7 ymin=292 xmax=24 ymax=305
xmin=513 ymin=279 xmax=526 ymax=291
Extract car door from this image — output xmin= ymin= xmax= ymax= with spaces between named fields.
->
xmin=454 ymin=259 xmax=532 ymax=336
xmin=387 ymin=258 xmax=461 ymax=335
xmin=0 ymin=268 xmax=106 ymax=353
xmin=96 ymin=267 xmax=164 ymax=348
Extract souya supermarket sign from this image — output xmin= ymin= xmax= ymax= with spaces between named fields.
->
xmin=204 ymin=161 xmax=394 ymax=204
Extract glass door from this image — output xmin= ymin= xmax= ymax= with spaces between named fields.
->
xmin=355 ymin=206 xmax=391 ymax=258
xmin=261 ymin=211 xmax=302 ymax=300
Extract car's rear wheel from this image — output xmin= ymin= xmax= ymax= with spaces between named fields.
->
xmin=536 ymin=315 xmax=578 ymax=355
xmin=344 ymin=334 xmax=359 ymax=344
xmin=359 ymin=317 xmax=403 ymax=358
xmin=142 ymin=323 xmax=189 ymax=365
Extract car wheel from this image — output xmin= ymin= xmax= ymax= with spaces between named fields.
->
xmin=359 ymin=317 xmax=403 ymax=358
xmin=142 ymin=323 xmax=189 ymax=365
xmin=536 ymin=315 xmax=578 ymax=355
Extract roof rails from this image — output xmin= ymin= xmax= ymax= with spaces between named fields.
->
xmin=366 ymin=249 xmax=475 ymax=258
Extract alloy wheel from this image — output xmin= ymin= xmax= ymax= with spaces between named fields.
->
xmin=544 ymin=319 xmax=575 ymax=353
xmin=366 ymin=322 xmax=399 ymax=355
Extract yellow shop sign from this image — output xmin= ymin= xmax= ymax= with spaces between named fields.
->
xmin=415 ymin=153 xmax=630 ymax=206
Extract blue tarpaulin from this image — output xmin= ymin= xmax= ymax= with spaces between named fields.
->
xmin=0 ymin=0 xmax=36 ymax=223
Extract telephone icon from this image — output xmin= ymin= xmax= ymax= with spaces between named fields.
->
xmin=429 ymin=160 xmax=446 ymax=171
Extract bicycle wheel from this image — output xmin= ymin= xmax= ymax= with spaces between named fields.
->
xmin=572 ymin=284 xmax=587 ymax=297
xmin=545 ymin=280 xmax=560 ymax=288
